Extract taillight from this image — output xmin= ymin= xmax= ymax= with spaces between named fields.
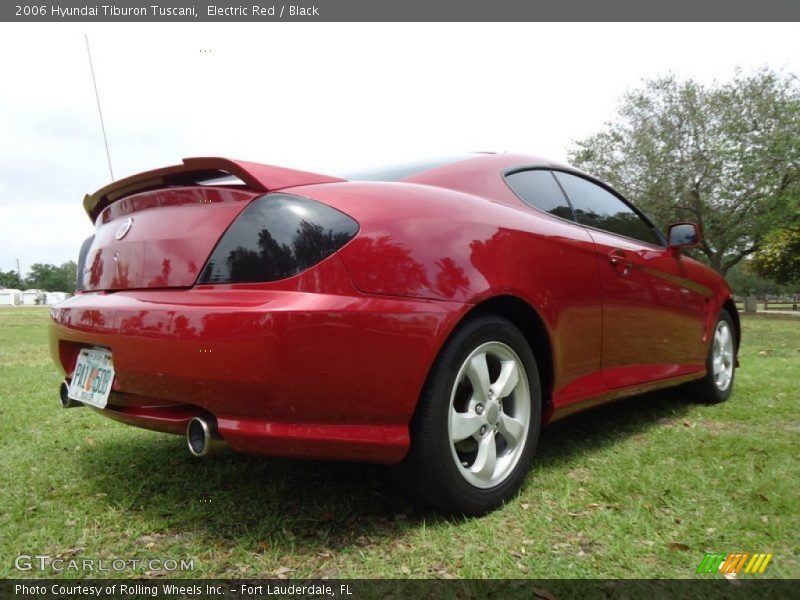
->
xmin=76 ymin=235 xmax=95 ymax=292
xmin=198 ymin=193 xmax=359 ymax=284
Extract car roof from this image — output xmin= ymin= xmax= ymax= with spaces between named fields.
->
xmin=338 ymin=152 xmax=608 ymax=212
xmin=368 ymin=153 xmax=590 ymax=208
xmin=344 ymin=152 xmax=576 ymax=183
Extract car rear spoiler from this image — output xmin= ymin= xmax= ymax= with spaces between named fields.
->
xmin=83 ymin=157 xmax=345 ymax=222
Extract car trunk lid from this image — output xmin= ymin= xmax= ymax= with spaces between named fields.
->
xmin=80 ymin=157 xmax=345 ymax=292
xmin=83 ymin=187 xmax=261 ymax=291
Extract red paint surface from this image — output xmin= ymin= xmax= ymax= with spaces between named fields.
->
xmin=51 ymin=154 xmax=734 ymax=463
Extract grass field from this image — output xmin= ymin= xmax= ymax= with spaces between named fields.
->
xmin=0 ymin=307 xmax=797 ymax=579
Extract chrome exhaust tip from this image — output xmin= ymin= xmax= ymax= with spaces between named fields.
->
xmin=59 ymin=380 xmax=82 ymax=408
xmin=186 ymin=416 xmax=222 ymax=457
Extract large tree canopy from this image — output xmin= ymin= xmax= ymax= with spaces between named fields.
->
xmin=0 ymin=270 xmax=23 ymax=289
xmin=569 ymin=69 xmax=800 ymax=275
xmin=24 ymin=262 xmax=77 ymax=293
xmin=753 ymin=225 xmax=800 ymax=285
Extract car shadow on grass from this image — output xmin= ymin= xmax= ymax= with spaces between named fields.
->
xmin=76 ymin=386 xmax=697 ymax=550
xmin=78 ymin=439 xmax=409 ymax=550
xmin=533 ymin=386 xmax=696 ymax=475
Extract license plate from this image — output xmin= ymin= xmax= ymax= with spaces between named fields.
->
xmin=68 ymin=347 xmax=115 ymax=408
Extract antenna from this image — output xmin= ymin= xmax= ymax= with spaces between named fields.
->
xmin=85 ymin=34 xmax=114 ymax=181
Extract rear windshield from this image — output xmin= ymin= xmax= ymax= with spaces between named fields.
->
xmin=344 ymin=155 xmax=478 ymax=182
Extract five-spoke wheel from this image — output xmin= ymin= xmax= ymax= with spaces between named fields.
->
xmin=448 ymin=342 xmax=530 ymax=488
xmin=712 ymin=320 xmax=734 ymax=392
xmin=402 ymin=315 xmax=541 ymax=515
xmin=688 ymin=308 xmax=737 ymax=404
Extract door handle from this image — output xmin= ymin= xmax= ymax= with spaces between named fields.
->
xmin=608 ymin=249 xmax=632 ymax=274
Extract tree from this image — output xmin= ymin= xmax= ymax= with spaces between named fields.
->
xmin=752 ymin=225 xmax=800 ymax=285
xmin=726 ymin=260 xmax=793 ymax=296
xmin=569 ymin=69 xmax=800 ymax=275
xmin=24 ymin=262 xmax=78 ymax=293
xmin=0 ymin=269 xmax=22 ymax=289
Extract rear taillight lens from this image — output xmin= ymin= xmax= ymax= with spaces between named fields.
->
xmin=198 ymin=193 xmax=358 ymax=284
xmin=76 ymin=235 xmax=95 ymax=292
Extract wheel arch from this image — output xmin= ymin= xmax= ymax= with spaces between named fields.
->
xmin=722 ymin=297 xmax=741 ymax=364
xmin=460 ymin=295 xmax=555 ymax=411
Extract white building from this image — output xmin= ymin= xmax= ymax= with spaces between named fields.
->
xmin=45 ymin=291 xmax=72 ymax=305
xmin=0 ymin=288 xmax=22 ymax=306
xmin=21 ymin=289 xmax=46 ymax=305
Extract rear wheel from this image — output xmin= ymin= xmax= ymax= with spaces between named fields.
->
xmin=688 ymin=309 xmax=737 ymax=404
xmin=402 ymin=315 xmax=542 ymax=515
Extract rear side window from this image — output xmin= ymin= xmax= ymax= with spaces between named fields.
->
xmin=199 ymin=194 xmax=358 ymax=284
xmin=505 ymin=170 xmax=575 ymax=221
xmin=76 ymin=235 xmax=95 ymax=292
xmin=553 ymin=172 xmax=662 ymax=246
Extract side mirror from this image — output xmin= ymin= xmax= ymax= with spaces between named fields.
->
xmin=667 ymin=222 xmax=702 ymax=250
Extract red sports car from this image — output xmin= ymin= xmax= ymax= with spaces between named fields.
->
xmin=50 ymin=153 xmax=739 ymax=514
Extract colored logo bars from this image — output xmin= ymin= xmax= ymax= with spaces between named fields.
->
xmin=697 ymin=553 xmax=773 ymax=574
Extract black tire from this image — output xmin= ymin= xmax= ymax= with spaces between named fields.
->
xmin=400 ymin=315 xmax=542 ymax=516
xmin=687 ymin=309 xmax=737 ymax=404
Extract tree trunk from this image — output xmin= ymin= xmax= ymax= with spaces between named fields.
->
xmin=703 ymin=247 xmax=725 ymax=275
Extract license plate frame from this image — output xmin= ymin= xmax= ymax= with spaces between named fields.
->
xmin=68 ymin=347 xmax=115 ymax=408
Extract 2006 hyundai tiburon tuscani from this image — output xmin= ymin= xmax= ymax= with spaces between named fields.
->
xmin=51 ymin=153 xmax=739 ymax=514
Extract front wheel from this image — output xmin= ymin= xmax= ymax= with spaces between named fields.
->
xmin=688 ymin=309 xmax=737 ymax=404
xmin=401 ymin=315 xmax=542 ymax=516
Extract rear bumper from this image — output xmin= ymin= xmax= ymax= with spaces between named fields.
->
xmin=50 ymin=281 xmax=467 ymax=463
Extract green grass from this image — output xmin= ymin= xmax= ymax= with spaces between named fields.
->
xmin=0 ymin=307 xmax=798 ymax=579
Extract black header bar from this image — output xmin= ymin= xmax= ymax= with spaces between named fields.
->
xmin=3 ymin=579 xmax=799 ymax=600
xmin=5 ymin=0 xmax=800 ymax=22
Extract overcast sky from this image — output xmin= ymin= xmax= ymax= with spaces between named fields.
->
xmin=1 ymin=22 xmax=799 ymax=275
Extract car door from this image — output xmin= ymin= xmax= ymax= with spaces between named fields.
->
xmin=503 ymin=169 xmax=603 ymax=401
xmin=552 ymin=171 xmax=708 ymax=389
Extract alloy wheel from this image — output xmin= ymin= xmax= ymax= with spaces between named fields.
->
xmin=447 ymin=341 xmax=531 ymax=489
xmin=712 ymin=320 xmax=734 ymax=391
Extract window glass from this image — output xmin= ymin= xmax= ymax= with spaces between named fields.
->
xmin=553 ymin=172 xmax=661 ymax=245
xmin=505 ymin=170 xmax=575 ymax=221
xmin=344 ymin=155 xmax=476 ymax=182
